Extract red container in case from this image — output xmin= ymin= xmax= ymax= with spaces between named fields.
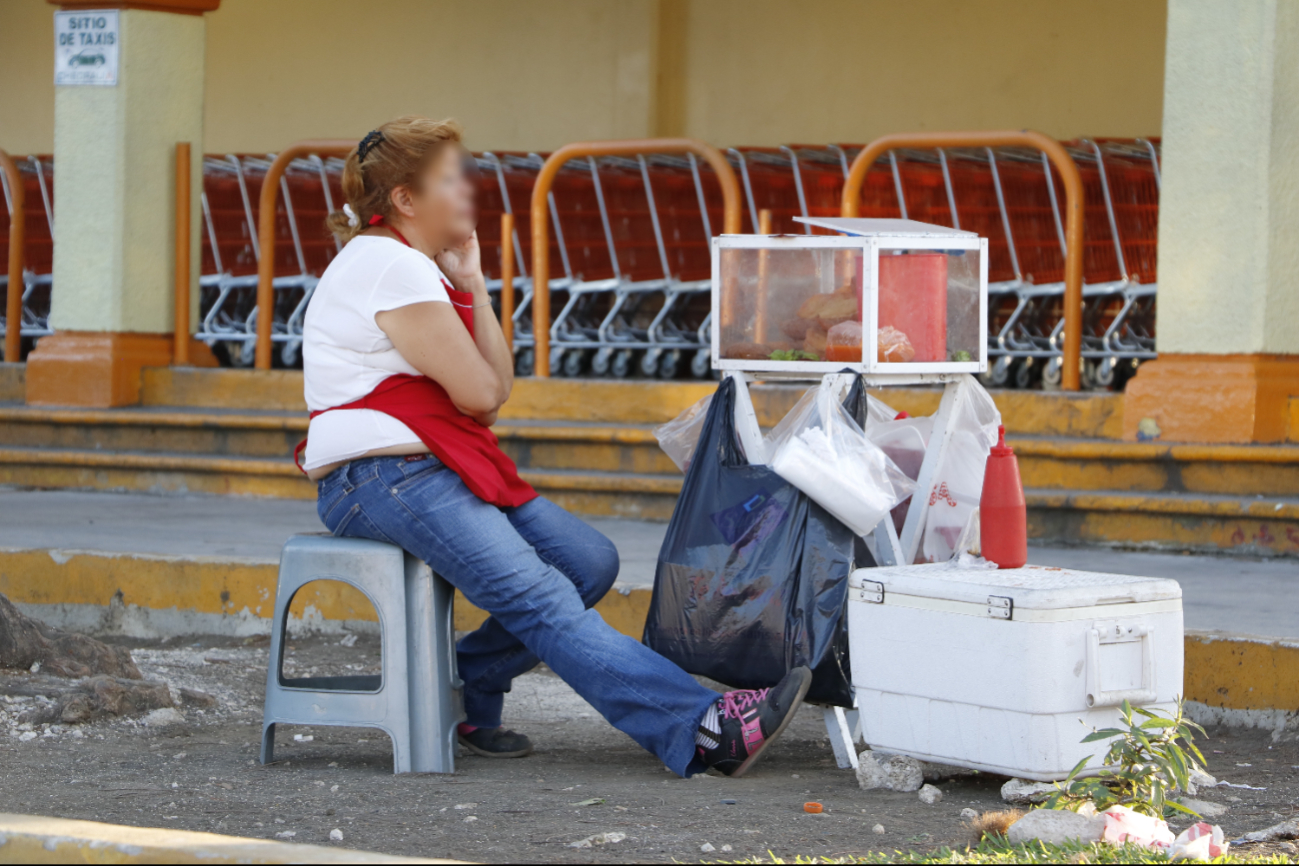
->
xmin=878 ymin=253 xmax=947 ymax=362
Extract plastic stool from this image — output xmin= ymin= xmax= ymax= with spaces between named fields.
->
xmin=261 ymin=534 xmax=463 ymax=774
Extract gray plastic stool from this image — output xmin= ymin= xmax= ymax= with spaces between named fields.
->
xmin=261 ymin=534 xmax=463 ymax=774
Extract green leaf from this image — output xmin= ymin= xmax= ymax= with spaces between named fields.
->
xmin=1139 ymin=717 xmax=1176 ymax=729
xmin=1081 ymin=730 xmax=1123 ymax=743
xmin=569 ymin=798 xmax=605 ymax=807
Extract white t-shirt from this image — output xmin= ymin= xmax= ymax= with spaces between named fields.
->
xmin=301 ymin=236 xmax=451 ymax=470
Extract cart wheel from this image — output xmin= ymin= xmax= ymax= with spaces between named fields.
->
xmin=591 ymin=347 xmax=613 ymax=377
xmin=235 ymin=341 xmax=255 ymax=368
xmin=280 ymin=342 xmax=300 ymax=368
xmin=1096 ymin=357 xmax=1117 ymax=388
xmin=562 ymin=349 xmax=586 ymax=378
xmin=1082 ymin=359 xmax=1099 ymax=390
xmin=1013 ymin=358 xmax=1035 ymax=390
xmin=515 ymin=348 xmax=535 ymax=377
xmin=988 ymin=356 xmax=1012 ymax=387
xmin=657 ymin=350 xmax=681 ymax=380
xmin=611 ymin=349 xmax=633 ymax=378
xmin=549 ymin=347 xmax=566 ymax=377
xmin=1042 ymin=357 xmax=1063 ymax=390
xmin=640 ymin=348 xmax=662 ymax=378
xmin=691 ymin=348 xmax=711 ymax=379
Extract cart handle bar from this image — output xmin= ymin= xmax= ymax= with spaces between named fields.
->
xmin=840 ymin=130 xmax=1085 ymax=392
xmin=0 ymin=149 xmax=24 ymax=364
xmin=254 ymin=140 xmax=356 ymax=370
xmin=529 ymin=138 xmax=743 ymax=378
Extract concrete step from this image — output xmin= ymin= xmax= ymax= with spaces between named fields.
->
xmin=139 ymin=366 xmax=1125 ymax=437
xmin=3 ymin=403 xmax=1295 ymax=498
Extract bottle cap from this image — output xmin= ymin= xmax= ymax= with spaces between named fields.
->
xmin=989 ymin=424 xmax=1013 ymax=457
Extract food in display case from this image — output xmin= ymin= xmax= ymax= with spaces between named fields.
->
xmin=712 ymin=220 xmax=988 ymax=374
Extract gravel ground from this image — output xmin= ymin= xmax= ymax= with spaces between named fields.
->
xmin=1 ymin=634 xmax=1297 ymax=863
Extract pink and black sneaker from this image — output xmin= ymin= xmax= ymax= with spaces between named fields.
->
xmin=696 ymin=666 xmax=812 ymax=777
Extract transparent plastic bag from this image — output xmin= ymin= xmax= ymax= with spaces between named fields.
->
xmin=653 ymin=393 xmax=713 ymax=473
xmin=767 ymin=381 xmax=915 ymax=537
xmin=918 ymin=377 xmax=1001 ymax=562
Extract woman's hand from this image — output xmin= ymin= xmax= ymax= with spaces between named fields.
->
xmin=435 ymin=231 xmax=484 ymax=294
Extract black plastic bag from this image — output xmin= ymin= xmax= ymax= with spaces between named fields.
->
xmin=644 ymin=377 xmax=858 ymax=706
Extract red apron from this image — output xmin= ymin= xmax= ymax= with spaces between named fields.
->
xmin=297 ymin=225 xmax=537 ymax=509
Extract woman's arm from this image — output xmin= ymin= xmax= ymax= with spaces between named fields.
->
xmin=436 ymin=232 xmax=515 ymax=408
xmin=376 ymin=301 xmax=506 ymax=423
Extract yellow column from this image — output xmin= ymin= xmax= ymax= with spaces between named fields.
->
xmin=1125 ymin=0 xmax=1299 ymax=443
xmin=26 ymin=0 xmax=218 ymax=408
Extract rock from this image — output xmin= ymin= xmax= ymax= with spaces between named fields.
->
xmin=567 ymin=832 xmax=625 ymax=849
xmin=1006 ymin=809 xmax=1106 ymax=846
xmin=1179 ymin=798 xmax=1228 ymax=818
xmin=462 ymin=816 xmax=477 ymax=823
xmin=1240 ymin=819 xmax=1299 ymax=843
xmin=143 ymin=707 xmax=186 ymax=727
xmin=960 ymin=808 xmax=979 ymax=820
xmin=854 ymin=750 xmax=924 ymax=792
xmin=0 ymin=593 xmax=140 ymax=679
xmin=917 ymin=784 xmax=943 ymax=805
xmin=274 ymin=830 xmax=296 ymax=839
xmin=872 ymin=824 xmax=885 ymax=835
xmin=1279 ymin=841 xmax=1297 ymax=854
xmin=1000 ymin=778 xmax=1057 ymax=805
xmin=720 ymin=844 xmax=732 ymax=852
xmin=700 ymin=843 xmax=715 ymax=853
xmin=329 ymin=829 xmax=343 ymax=842
xmin=179 ymin=688 xmax=217 ymax=710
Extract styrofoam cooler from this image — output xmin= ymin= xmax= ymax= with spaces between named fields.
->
xmin=847 ymin=563 xmax=1183 ymax=781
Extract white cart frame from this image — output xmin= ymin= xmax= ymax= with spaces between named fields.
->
xmin=726 ymin=368 xmax=990 ymax=770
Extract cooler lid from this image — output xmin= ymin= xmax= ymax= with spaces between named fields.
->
xmin=849 ymin=563 xmax=1181 ymax=611
xmin=793 ymin=216 xmax=979 ymax=238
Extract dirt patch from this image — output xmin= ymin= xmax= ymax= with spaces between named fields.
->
xmin=1 ymin=633 xmax=1296 ymax=863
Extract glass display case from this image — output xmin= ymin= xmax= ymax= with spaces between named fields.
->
xmin=711 ymin=219 xmax=988 ymax=377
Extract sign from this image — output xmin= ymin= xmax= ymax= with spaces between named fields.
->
xmin=54 ymin=10 xmax=119 ymax=86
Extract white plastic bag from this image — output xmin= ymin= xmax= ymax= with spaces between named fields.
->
xmin=1170 ymin=822 xmax=1228 ymax=861
xmin=1100 ymin=804 xmax=1175 ymax=850
xmin=766 ymin=382 xmax=915 ymax=536
xmin=918 ymin=377 xmax=1001 ymax=563
xmin=654 ymin=393 xmax=713 ymax=473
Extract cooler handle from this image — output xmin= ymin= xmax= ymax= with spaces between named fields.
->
xmin=1085 ymin=623 xmax=1157 ymax=708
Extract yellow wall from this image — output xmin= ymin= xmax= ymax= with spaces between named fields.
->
xmin=1 ymin=0 xmax=1166 ymax=155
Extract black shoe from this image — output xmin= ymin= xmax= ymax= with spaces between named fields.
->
xmin=697 ymin=666 xmax=812 ymax=778
xmin=457 ymin=726 xmax=533 ymax=759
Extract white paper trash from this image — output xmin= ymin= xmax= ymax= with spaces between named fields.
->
xmin=847 ymin=563 xmax=1183 ymax=781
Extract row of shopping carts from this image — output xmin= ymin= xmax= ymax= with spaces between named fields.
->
xmin=0 ymin=138 xmax=1160 ymax=388
xmin=0 ymin=155 xmax=56 ymax=350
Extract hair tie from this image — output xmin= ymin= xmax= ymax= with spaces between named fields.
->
xmin=368 ymin=214 xmax=385 ymax=226
xmin=357 ymin=129 xmax=385 ymax=163
xmin=342 ymin=203 xmax=359 ymax=228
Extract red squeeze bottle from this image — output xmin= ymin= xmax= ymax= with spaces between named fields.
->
xmin=980 ymin=424 xmax=1027 ymax=569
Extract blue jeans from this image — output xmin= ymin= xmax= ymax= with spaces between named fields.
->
xmin=316 ymin=454 xmax=719 ymax=775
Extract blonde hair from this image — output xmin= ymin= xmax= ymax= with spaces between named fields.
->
xmin=326 ymin=115 xmax=465 ymax=243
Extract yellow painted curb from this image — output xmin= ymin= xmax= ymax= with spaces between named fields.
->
xmin=0 ymin=812 xmax=460 ymax=864
xmin=3 ymin=548 xmax=1298 ymax=713
xmin=1184 ymin=631 xmax=1299 ymax=712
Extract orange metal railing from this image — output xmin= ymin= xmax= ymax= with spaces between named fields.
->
xmin=528 ymin=139 xmax=742 ymax=377
xmin=0 ymin=149 xmax=24 ymax=363
xmin=842 ymin=131 xmax=1085 ymax=391
xmin=173 ymin=142 xmax=192 ymax=365
xmin=499 ymin=213 xmax=515 ymax=346
xmin=254 ymin=140 xmax=355 ymax=370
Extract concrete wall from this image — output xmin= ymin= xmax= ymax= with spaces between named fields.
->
xmin=1157 ymin=0 xmax=1299 ymax=355
xmin=1 ymin=0 xmax=1167 ymax=155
